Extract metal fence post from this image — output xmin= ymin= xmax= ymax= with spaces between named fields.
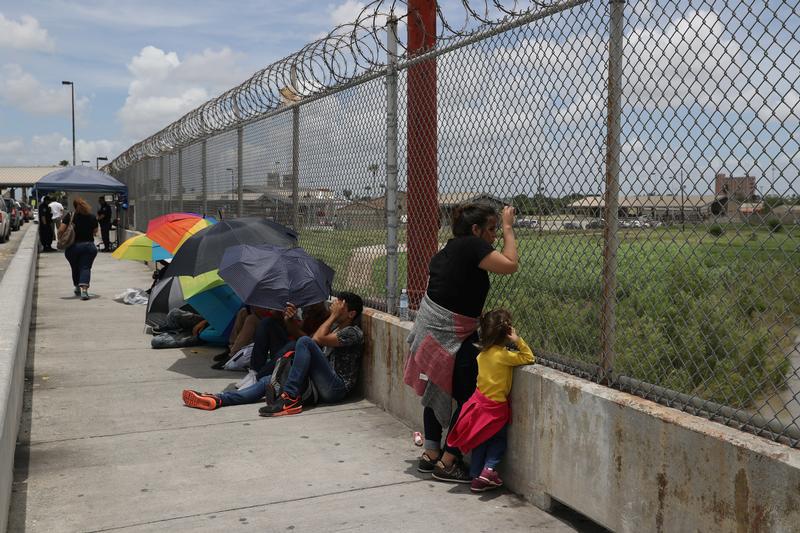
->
xmin=600 ymin=0 xmax=624 ymax=383
xmin=386 ymin=16 xmax=400 ymax=315
xmin=406 ymin=0 xmax=439 ymax=308
xmin=237 ymin=126 xmax=244 ymax=217
xmin=160 ymin=155 xmax=167 ymax=217
xmin=291 ymin=67 xmax=300 ymax=231
xmin=177 ymin=148 xmax=184 ymax=212
xmin=201 ymin=140 xmax=208 ymax=216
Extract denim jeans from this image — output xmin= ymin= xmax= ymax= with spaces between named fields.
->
xmin=283 ymin=336 xmax=347 ymax=403
xmin=468 ymin=424 xmax=508 ymax=478
xmin=217 ymin=376 xmax=270 ymax=406
xmin=64 ymin=241 xmax=98 ymax=287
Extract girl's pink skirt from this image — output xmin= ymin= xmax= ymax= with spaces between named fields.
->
xmin=446 ymin=389 xmax=509 ymax=452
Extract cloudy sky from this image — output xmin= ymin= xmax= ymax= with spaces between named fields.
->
xmin=0 ymin=0 xmax=796 ymax=198
xmin=0 ymin=0 xmax=370 ymax=166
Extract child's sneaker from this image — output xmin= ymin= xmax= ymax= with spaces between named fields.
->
xmin=477 ymin=467 xmax=503 ymax=488
xmin=470 ymin=476 xmax=492 ymax=492
xmin=182 ymin=390 xmax=220 ymax=410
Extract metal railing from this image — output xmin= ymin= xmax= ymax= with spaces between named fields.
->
xmin=109 ymin=1 xmax=800 ymax=447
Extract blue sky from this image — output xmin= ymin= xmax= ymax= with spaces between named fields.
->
xmin=0 ymin=0 xmax=368 ymax=166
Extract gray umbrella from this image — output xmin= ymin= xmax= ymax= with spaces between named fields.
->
xmin=219 ymin=244 xmax=335 ymax=311
xmin=145 ymin=276 xmax=186 ymax=328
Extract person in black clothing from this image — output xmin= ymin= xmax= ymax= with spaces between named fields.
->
xmin=59 ymin=197 xmax=99 ymax=301
xmin=413 ymin=202 xmax=519 ymax=483
xmin=97 ymin=195 xmax=113 ymax=252
xmin=38 ymin=195 xmax=54 ymax=251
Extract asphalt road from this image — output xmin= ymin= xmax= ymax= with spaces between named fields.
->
xmin=0 ymin=222 xmax=32 ymax=283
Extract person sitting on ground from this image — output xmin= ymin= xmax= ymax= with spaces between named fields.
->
xmin=209 ymin=305 xmax=277 ymax=370
xmin=182 ymin=300 xmax=333 ymax=410
xmin=260 ymin=292 xmax=363 ymax=417
xmin=151 ymin=308 xmax=208 ymax=349
xmin=444 ymin=309 xmax=534 ymax=492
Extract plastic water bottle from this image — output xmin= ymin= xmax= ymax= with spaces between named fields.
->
xmin=399 ymin=289 xmax=409 ymax=320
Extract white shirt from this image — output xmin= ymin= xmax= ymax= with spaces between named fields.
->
xmin=49 ymin=201 xmax=64 ymax=219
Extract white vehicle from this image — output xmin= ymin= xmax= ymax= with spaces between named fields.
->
xmin=0 ymin=200 xmax=10 ymax=243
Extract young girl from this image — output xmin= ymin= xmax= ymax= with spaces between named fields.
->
xmin=445 ymin=309 xmax=534 ymax=492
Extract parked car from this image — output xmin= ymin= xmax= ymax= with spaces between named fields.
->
xmin=514 ymin=217 xmax=539 ymax=229
xmin=563 ymin=220 xmax=582 ymax=229
xmin=3 ymin=199 xmax=21 ymax=231
xmin=0 ymin=200 xmax=9 ymax=242
xmin=20 ymin=203 xmax=32 ymax=222
xmin=586 ymin=218 xmax=605 ymax=229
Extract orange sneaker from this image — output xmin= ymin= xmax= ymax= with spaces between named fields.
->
xmin=182 ymin=389 xmax=220 ymax=410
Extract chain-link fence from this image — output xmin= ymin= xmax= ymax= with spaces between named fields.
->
xmin=110 ymin=0 xmax=800 ymax=447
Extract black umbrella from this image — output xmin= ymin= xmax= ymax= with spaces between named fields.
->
xmin=164 ymin=217 xmax=298 ymax=277
xmin=145 ymin=276 xmax=186 ymax=328
xmin=219 ymin=244 xmax=334 ymax=310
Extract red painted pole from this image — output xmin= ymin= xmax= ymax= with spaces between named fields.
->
xmin=406 ymin=0 xmax=438 ymax=307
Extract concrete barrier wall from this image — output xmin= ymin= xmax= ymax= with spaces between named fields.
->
xmin=360 ymin=309 xmax=800 ymax=533
xmin=0 ymin=226 xmax=38 ymax=533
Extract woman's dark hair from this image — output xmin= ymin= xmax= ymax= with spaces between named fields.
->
xmin=479 ymin=309 xmax=513 ymax=350
xmin=451 ymin=202 xmax=498 ymax=237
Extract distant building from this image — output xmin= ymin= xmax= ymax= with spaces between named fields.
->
xmin=335 ymin=192 xmax=408 ymax=229
xmin=715 ymin=173 xmax=756 ymax=200
xmin=568 ymin=195 xmax=718 ymax=221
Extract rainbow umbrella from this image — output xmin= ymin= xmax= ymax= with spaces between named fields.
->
xmin=146 ymin=213 xmax=216 ymax=253
xmin=112 ymin=233 xmax=172 ymax=262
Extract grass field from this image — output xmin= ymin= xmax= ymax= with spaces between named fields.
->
xmin=301 ymin=224 xmax=799 ymax=409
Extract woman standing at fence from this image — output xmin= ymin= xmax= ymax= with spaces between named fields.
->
xmin=404 ymin=202 xmax=518 ymax=483
xmin=60 ymin=197 xmax=99 ymax=301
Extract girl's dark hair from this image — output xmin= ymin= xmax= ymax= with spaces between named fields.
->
xmin=479 ymin=309 xmax=513 ymax=350
xmin=451 ymin=202 xmax=498 ymax=237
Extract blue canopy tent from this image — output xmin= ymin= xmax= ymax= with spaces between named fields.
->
xmin=34 ymin=166 xmax=127 ymax=193
xmin=34 ymin=166 xmax=128 ymax=247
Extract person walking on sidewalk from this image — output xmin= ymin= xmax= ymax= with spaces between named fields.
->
xmin=38 ymin=195 xmax=54 ymax=252
xmin=445 ymin=309 xmax=534 ymax=492
xmin=404 ymin=203 xmax=519 ymax=484
xmin=60 ymin=197 xmax=98 ymax=301
xmin=97 ymin=195 xmax=113 ymax=252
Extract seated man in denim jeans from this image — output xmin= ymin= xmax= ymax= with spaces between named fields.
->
xmin=260 ymin=292 xmax=364 ymax=417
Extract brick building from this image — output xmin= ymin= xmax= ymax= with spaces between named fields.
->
xmin=715 ymin=173 xmax=756 ymax=199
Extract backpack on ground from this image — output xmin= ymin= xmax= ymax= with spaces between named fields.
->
xmin=265 ymin=351 xmax=318 ymax=407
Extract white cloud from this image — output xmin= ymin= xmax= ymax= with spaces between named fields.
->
xmin=0 ymin=64 xmax=90 ymax=117
xmin=0 ymin=133 xmax=123 ymax=166
xmin=0 ymin=138 xmax=23 ymax=154
xmin=329 ymin=1 xmax=365 ymax=26
xmin=118 ymin=45 xmax=248 ymax=139
xmin=0 ymin=13 xmax=54 ymax=52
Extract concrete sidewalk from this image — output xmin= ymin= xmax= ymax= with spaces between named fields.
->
xmin=10 ymin=249 xmax=582 ymax=532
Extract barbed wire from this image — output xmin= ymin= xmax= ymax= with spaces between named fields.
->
xmin=107 ymin=0 xmax=564 ymax=173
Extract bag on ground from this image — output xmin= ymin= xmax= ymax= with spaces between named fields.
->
xmin=266 ymin=351 xmax=318 ymax=407
xmin=223 ymin=343 xmax=254 ymax=370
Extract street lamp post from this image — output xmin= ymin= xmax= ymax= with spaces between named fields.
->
xmin=61 ymin=81 xmax=76 ymax=166
xmin=96 ymin=156 xmax=108 ymax=170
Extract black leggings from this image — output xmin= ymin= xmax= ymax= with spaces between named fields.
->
xmin=423 ymin=332 xmax=479 ymax=457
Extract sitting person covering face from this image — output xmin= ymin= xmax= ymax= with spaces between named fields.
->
xmin=182 ymin=293 xmax=362 ymax=413
xmin=259 ymin=291 xmax=364 ymax=417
